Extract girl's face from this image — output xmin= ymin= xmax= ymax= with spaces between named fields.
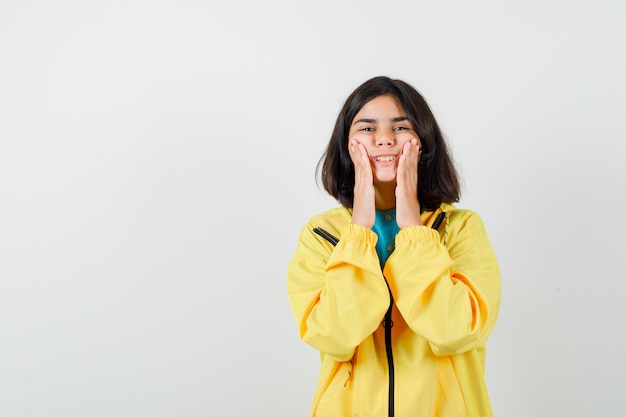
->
xmin=348 ymin=94 xmax=421 ymax=184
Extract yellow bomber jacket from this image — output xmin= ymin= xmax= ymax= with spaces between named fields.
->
xmin=287 ymin=203 xmax=501 ymax=417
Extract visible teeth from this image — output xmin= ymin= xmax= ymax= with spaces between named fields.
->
xmin=376 ymin=156 xmax=395 ymax=162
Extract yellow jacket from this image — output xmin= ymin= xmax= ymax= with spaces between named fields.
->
xmin=287 ymin=203 xmax=501 ymax=417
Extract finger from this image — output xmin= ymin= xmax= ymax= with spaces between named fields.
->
xmin=348 ymin=139 xmax=361 ymax=163
xmin=410 ymin=139 xmax=421 ymax=158
xmin=399 ymin=141 xmax=413 ymax=168
xmin=349 ymin=141 xmax=372 ymax=184
xmin=356 ymin=142 xmax=370 ymax=166
xmin=407 ymin=140 xmax=420 ymax=163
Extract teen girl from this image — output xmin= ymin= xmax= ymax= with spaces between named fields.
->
xmin=287 ymin=76 xmax=501 ymax=417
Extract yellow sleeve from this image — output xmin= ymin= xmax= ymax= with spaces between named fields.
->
xmin=384 ymin=210 xmax=501 ymax=356
xmin=287 ymin=223 xmax=391 ymax=361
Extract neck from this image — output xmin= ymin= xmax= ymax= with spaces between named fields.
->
xmin=374 ymin=182 xmax=396 ymax=211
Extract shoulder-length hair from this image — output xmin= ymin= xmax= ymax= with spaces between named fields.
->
xmin=316 ymin=76 xmax=461 ymax=211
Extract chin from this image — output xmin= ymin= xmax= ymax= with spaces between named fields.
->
xmin=374 ymin=174 xmax=398 ymax=184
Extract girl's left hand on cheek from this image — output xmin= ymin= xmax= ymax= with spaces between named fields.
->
xmin=396 ymin=138 xmax=422 ymax=228
xmin=397 ymin=138 xmax=420 ymax=190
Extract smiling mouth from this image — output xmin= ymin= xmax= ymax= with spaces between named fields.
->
xmin=375 ymin=155 xmax=396 ymax=162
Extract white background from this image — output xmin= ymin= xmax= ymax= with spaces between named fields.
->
xmin=1 ymin=1 xmax=625 ymax=416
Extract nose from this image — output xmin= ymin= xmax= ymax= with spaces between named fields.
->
xmin=375 ymin=131 xmax=394 ymax=147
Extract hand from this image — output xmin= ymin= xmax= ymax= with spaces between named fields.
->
xmin=348 ymin=139 xmax=376 ymax=228
xmin=396 ymin=138 xmax=423 ymax=228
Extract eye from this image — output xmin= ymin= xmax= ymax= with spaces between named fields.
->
xmin=360 ymin=127 xmax=374 ymax=132
xmin=393 ymin=126 xmax=410 ymax=131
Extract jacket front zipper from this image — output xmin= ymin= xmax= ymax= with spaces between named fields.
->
xmin=314 ymin=226 xmax=396 ymax=417
xmin=312 ymin=214 xmax=445 ymax=417
xmin=383 ymin=299 xmax=395 ymax=417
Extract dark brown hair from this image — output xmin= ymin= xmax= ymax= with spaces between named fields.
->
xmin=316 ymin=76 xmax=461 ymax=211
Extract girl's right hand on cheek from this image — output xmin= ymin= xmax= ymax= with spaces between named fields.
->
xmin=349 ymin=139 xmax=376 ymax=228
xmin=349 ymin=139 xmax=370 ymax=174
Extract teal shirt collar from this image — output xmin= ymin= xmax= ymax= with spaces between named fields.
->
xmin=371 ymin=208 xmax=400 ymax=268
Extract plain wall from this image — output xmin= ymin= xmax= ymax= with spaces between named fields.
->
xmin=1 ymin=1 xmax=625 ymax=416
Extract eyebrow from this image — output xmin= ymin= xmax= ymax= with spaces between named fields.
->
xmin=353 ymin=116 xmax=410 ymax=125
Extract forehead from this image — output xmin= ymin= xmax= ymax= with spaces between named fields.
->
xmin=353 ymin=94 xmax=406 ymax=120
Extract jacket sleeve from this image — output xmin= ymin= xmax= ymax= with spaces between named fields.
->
xmin=287 ymin=223 xmax=391 ymax=362
xmin=383 ymin=209 xmax=501 ymax=356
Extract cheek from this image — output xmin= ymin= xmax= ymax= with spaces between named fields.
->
xmin=403 ymin=133 xmax=422 ymax=148
xmin=349 ymin=130 xmax=369 ymax=141
xmin=349 ymin=132 xmax=378 ymax=152
xmin=397 ymin=134 xmax=415 ymax=146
